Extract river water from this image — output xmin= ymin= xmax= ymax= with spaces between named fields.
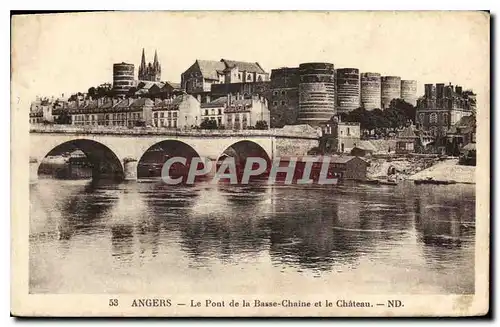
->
xmin=29 ymin=178 xmax=476 ymax=294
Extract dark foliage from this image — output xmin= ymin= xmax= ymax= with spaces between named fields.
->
xmin=199 ymin=119 xmax=218 ymax=130
xmin=255 ymin=120 xmax=269 ymax=130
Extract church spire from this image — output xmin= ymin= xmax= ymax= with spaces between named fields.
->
xmin=140 ymin=48 xmax=146 ymax=70
xmin=153 ymin=49 xmax=160 ymax=72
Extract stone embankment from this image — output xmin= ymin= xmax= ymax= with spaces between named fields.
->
xmin=367 ymin=155 xmax=439 ymax=180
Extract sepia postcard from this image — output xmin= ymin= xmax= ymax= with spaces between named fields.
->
xmin=11 ymin=11 xmax=490 ymax=317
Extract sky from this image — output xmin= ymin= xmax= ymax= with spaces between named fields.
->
xmin=11 ymin=11 xmax=489 ymax=108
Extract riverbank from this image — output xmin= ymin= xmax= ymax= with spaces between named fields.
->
xmin=367 ymin=155 xmax=439 ymax=180
xmin=366 ymin=156 xmax=475 ymax=184
xmin=408 ymin=159 xmax=475 ymax=184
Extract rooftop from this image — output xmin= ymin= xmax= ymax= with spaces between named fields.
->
xmin=397 ymin=124 xmax=419 ymax=139
xmin=194 ymin=59 xmax=267 ymax=80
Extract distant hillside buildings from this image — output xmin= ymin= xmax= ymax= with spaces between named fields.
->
xmin=30 ymin=49 xmax=477 ymax=157
xmin=415 ymin=83 xmax=476 ymax=137
xmin=265 ymin=63 xmax=417 ymax=127
xmin=181 ymin=59 xmax=269 ymax=103
xmin=105 ymin=53 xmax=424 ymax=129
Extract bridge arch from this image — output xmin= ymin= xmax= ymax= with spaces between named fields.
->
xmin=137 ymin=139 xmax=201 ymax=180
xmin=35 ymin=139 xmax=124 ymax=180
xmin=216 ymin=140 xmax=272 ymax=182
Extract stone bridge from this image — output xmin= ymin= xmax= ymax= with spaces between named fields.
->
xmin=30 ymin=125 xmax=320 ymax=181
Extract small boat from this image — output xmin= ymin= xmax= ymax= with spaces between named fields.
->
xmin=361 ymin=179 xmax=380 ymax=185
xmin=378 ymin=179 xmax=398 ymax=186
xmin=358 ymin=178 xmax=397 ymax=186
xmin=414 ymin=178 xmax=457 ymax=185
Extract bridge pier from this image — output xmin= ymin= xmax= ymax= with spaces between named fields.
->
xmin=29 ymin=157 xmax=39 ymax=183
xmin=123 ymin=158 xmax=138 ymax=181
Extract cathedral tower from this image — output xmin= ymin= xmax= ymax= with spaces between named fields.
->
xmin=138 ymin=49 xmax=161 ymax=82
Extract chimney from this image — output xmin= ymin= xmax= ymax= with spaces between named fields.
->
xmin=227 ymin=93 xmax=231 ymax=106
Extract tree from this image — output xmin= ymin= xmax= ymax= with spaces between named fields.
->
xmin=389 ymin=98 xmax=416 ymax=125
xmin=344 ymin=107 xmax=374 ymax=131
xmin=372 ymin=109 xmax=390 ymax=130
xmin=199 ymin=119 xmax=218 ymax=130
xmin=255 ymin=120 xmax=269 ymax=130
xmin=96 ymin=84 xmax=112 ymax=98
xmin=54 ymin=110 xmax=72 ymax=124
xmin=88 ymin=87 xmax=97 ymax=98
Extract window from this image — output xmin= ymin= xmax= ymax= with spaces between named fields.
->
xmin=160 ymin=112 xmax=164 ymax=118
xmin=419 ymin=113 xmax=424 ymax=123
xmin=430 ymin=126 xmax=438 ymax=136
xmin=281 ymin=101 xmax=286 ymax=106
xmin=443 ymin=113 xmax=449 ymax=124
xmin=347 ymin=127 xmax=350 ymax=136
xmin=247 ymin=74 xmax=252 ymax=80
xmin=238 ymin=73 xmax=242 ymax=80
xmin=430 ymin=113 xmax=438 ymax=124
xmin=281 ymin=90 xmax=286 ymax=96
xmin=273 ymin=101 xmax=278 ymax=106
xmin=173 ymin=120 xmax=177 ymax=128
xmin=218 ymin=109 xmax=222 ymax=115
xmin=273 ymin=91 xmax=278 ymax=96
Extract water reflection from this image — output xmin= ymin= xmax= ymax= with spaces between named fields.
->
xmin=178 ymin=184 xmax=271 ymax=265
xmin=30 ymin=179 xmax=476 ymax=294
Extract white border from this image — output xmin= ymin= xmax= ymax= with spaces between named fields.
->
xmin=4 ymin=1 xmax=497 ymax=326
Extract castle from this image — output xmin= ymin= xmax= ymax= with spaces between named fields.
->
xmin=138 ymin=48 xmax=161 ymax=82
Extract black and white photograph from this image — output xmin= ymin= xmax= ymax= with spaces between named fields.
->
xmin=10 ymin=11 xmax=490 ymax=317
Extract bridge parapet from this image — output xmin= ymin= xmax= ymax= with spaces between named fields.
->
xmin=29 ymin=124 xmax=320 ymax=140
